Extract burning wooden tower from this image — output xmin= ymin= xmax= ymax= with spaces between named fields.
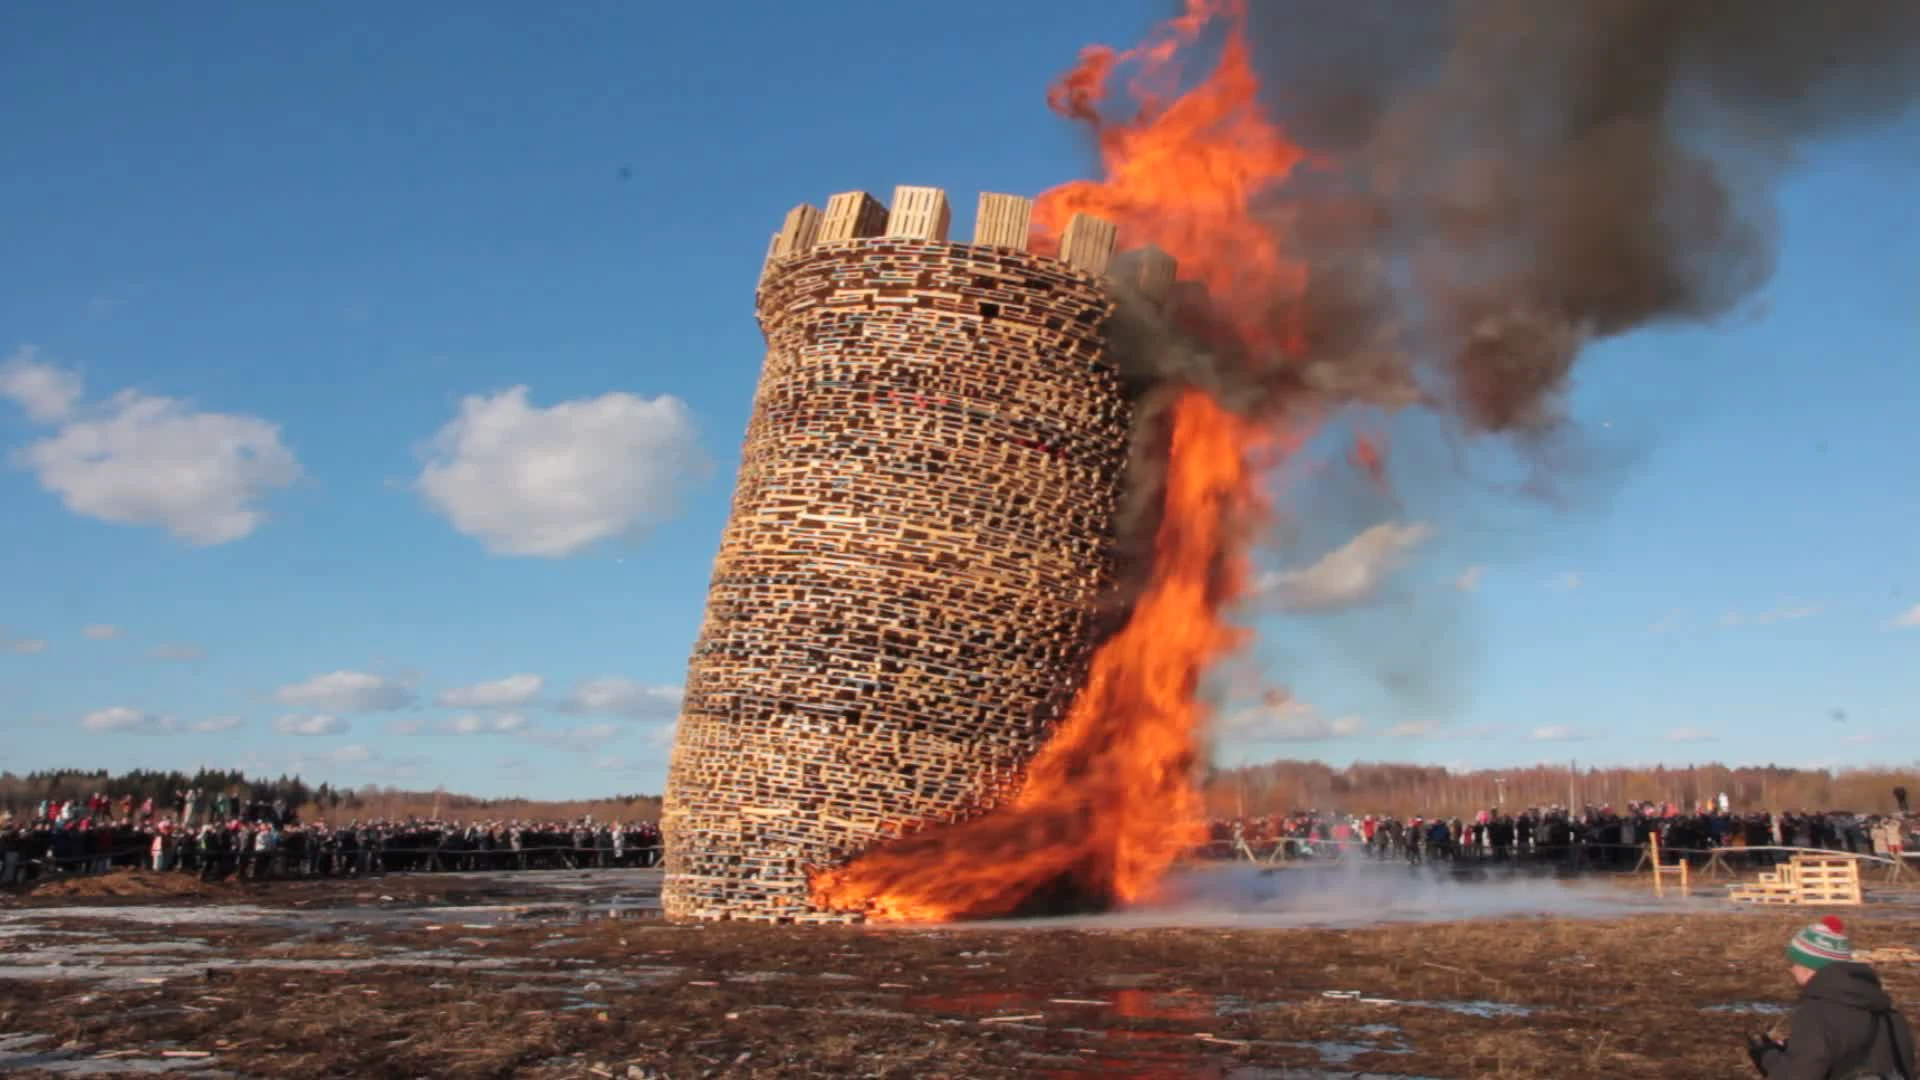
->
xmin=662 ymin=185 xmax=1175 ymax=921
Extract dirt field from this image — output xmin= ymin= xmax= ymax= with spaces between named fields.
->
xmin=1 ymin=868 xmax=1915 ymax=1078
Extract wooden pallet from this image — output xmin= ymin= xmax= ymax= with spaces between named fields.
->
xmin=1728 ymin=855 xmax=1863 ymax=907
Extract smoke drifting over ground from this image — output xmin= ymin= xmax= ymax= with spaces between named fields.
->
xmin=970 ymin=863 xmax=1688 ymax=931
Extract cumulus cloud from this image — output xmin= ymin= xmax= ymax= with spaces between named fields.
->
xmin=147 ymin=642 xmax=207 ymax=662
xmin=1453 ymin=565 xmax=1484 ymax=592
xmin=416 ymin=385 xmax=705 ymax=557
xmin=1527 ymin=725 xmax=1587 ymax=742
xmin=1258 ymin=522 xmax=1430 ymax=612
xmin=0 ymin=346 xmax=83 ymax=422
xmin=1665 ymin=727 xmax=1716 ymax=743
xmin=82 ymin=623 xmax=121 ymax=641
xmin=80 ymin=706 xmax=176 ymax=734
xmin=274 ymin=670 xmax=416 ymax=712
xmin=437 ymin=673 xmax=542 ymax=709
xmin=560 ymin=677 xmax=682 ymax=721
xmin=1888 ymin=603 xmax=1920 ymax=629
xmin=189 ymin=715 xmax=244 ymax=734
xmin=274 ymin=713 xmax=347 ymax=736
xmin=393 ymin=712 xmax=530 ymax=736
xmin=1720 ymin=605 xmax=1821 ymax=628
xmin=0 ymin=630 xmax=47 ymax=655
xmin=5 ymin=357 xmax=302 ymax=545
xmin=521 ymin=722 xmax=620 ymax=752
xmin=1219 ymin=693 xmax=1365 ymax=742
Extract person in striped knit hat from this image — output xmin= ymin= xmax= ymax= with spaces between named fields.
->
xmin=1747 ymin=915 xmax=1915 ymax=1078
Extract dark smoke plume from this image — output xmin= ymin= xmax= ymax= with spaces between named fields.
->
xmin=1106 ymin=0 xmax=1920 ymax=577
xmin=1247 ymin=0 xmax=1920 ymax=433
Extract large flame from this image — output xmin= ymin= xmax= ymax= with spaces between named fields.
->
xmin=810 ymin=0 xmax=1305 ymax=922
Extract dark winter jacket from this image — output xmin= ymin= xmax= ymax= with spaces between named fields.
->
xmin=1760 ymin=962 xmax=1916 ymax=1080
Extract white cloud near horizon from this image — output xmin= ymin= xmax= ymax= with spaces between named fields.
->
xmin=1720 ymin=605 xmax=1821 ymax=628
xmin=1665 ymin=727 xmax=1716 ymax=743
xmin=1 ymin=630 xmax=48 ymax=655
xmin=3 ymin=352 xmax=302 ymax=545
xmin=560 ymin=677 xmax=682 ymax=720
xmin=1219 ymin=693 xmax=1366 ymax=742
xmin=1258 ymin=522 xmax=1430 ymax=612
xmin=273 ymin=670 xmax=417 ymax=712
xmin=190 ymin=715 xmax=244 ymax=734
xmin=80 ymin=706 xmax=176 ymax=734
xmin=521 ymin=722 xmax=621 ymax=752
xmin=148 ymin=642 xmax=207 ymax=662
xmin=1889 ymin=603 xmax=1920 ymax=629
xmin=1528 ymin=725 xmax=1587 ymax=742
xmin=82 ymin=623 xmax=122 ymax=641
xmin=390 ymin=712 xmax=531 ymax=736
xmin=437 ymin=673 xmax=543 ymax=709
xmin=416 ymin=385 xmax=705 ymax=558
xmin=0 ymin=346 xmax=83 ymax=422
xmin=275 ymin=713 xmax=347 ymax=736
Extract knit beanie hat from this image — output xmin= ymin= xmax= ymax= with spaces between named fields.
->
xmin=1786 ymin=915 xmax=1853 ymax=970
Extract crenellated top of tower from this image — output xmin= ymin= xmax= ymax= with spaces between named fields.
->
xmin=757 ymin=185 xmax=1180 ymax=305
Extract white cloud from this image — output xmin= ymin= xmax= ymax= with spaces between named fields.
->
xmin=416 ymin=385 xmax=705 ymax=558
xmin=1889 ymin=603 xmax=1920 ymax=629
xmin=1649 ymin=609 xmax=1684 ymax=634
xmin=275 ymin=713 xmax=347 ymax=736
xmin=80 ymin=706 xmax=177 ymax=734
xmin=1219 ymin=694 xmax=1365 ymax=742
xmin=1549 ymin=571 xmax=1583 ymax=591
xmin=521 ymin=722 xmax=620 ymax=752
xmin=0 ymin=630 xmax=47 ymax=655
xmin=1720 ymin=605 xmax=1821 ymax=628
xmin=189 ymin=715 xmax=243 ymax=733
xmin=425 ymin=711 xmax=531 ymax=736
xmin=1388 ymin=721 xmax=1434 ymax=738
xmin=1527 ymin=725 xmax=1587 ymax=742
xmin=274 ymin=670 xmax=416 ymax=712
xmin=147 ymin=642 xmax=206 ymax=662
xmin=437 ymin=673 xmax=543 ymax=709
xmin=82 ymin=623 xmax=122 ymax=641
xmin=1453 ymin=565 xmax=1484 ymax=592
xmin=6 ymin=357 xmax=301 ymax=545
xmin=1664 ymin=727 xmax=1716 ymax=743
xmin=561 ymin=677 xmax=682 ymax=720
xmin=1258 ymin=522 xmax=1430 ymax=612
xmin=0 ymin=346 xmax=83 ymax=423
xmin=1385 ymin=720 xmax=1498 ymax=741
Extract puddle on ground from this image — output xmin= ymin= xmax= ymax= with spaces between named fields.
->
xmin=0 ymin=1033 xmax=224 ymax=1076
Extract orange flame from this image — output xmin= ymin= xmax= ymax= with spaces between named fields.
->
xmin=810 ymin=0 xmax=1306 ymax=921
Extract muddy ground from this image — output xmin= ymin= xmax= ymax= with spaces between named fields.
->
xmin=0 ymin=867 xmax=1915 ymax=1079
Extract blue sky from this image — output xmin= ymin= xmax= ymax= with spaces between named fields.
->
xmin=1 ymin=3 xmax=1914 ymax=800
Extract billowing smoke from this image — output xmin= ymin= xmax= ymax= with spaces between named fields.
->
xmin=1256 ymin=0 xmax=1920 ymax=432
xmin=1107 ymin=0 xmax=1920 ymax=586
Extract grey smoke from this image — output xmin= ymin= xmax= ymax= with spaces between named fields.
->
xmin=1102 ymin=0 xmax=1920 ymax=592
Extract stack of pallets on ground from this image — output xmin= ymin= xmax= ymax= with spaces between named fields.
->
xmin=1728 ymin=855 xmax=1864 ymax=906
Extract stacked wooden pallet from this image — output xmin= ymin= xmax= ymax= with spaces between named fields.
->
xmin=1728 ymin=855 xmax=1864 ymax=906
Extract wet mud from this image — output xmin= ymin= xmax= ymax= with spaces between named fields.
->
xmin=1 ymin=867 xmax=1916 ymax=1078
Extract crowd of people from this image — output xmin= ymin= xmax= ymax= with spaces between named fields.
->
xmin=5 ymin=788 xmax=1917 ymax=889
xmin=1202 ymin=803 xmax=1916 ymax=868
xmin=0 ymin=789 xmax=661 ymax=887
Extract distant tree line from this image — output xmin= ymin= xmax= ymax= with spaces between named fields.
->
xmin=7 ymin=760 xmax=1910 ymax=826
xmin=0 ymin=769 xmax=661 ymax=824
